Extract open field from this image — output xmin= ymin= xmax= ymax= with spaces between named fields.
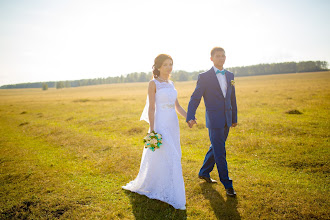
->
xmin=0 ymin=72 xmax=329 ymax=219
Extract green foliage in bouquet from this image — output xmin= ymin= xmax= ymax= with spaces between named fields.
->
xmin=143 ymin=131 xmax=162 ymax=151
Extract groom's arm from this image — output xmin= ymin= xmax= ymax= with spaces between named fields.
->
xmin=187 ymin=74 xmax=205 ymax=122
xmin=231 ymin=75 xmax=238 ymax=125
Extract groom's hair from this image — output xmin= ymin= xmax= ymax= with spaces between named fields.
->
xmin=211 ymin=47 xmax=225 ymax=57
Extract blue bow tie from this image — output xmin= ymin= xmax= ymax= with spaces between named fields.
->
xmin=216 ymin=69 xmax=226 ymax=75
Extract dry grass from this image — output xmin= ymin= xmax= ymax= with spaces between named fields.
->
xmin=0 ymin=72 xmax=329 ymax=219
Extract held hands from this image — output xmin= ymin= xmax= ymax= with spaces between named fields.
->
xmin=187 ymin=119 xmax=197 ymax=128
xmin=187 ymin=120 xmax=237 ymax=128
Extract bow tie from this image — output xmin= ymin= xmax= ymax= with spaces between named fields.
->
xmin=216 ymin=69 xmax=226 ymax=75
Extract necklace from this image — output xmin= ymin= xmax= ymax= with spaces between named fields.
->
xmin=158 ymin=76 xmax=169 ymax=82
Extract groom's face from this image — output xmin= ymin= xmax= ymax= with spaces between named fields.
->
xmin=211 ymin=51 xmax=226 ymax=68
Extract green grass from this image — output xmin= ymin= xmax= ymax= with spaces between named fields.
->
xmin=1 ymin=72 xmax=329 ymax=219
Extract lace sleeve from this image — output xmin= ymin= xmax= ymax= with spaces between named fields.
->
xmin=140 ymin=95 xmax=149 ymax=124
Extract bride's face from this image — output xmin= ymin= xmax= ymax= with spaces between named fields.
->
xmin=158 ymin=59 xmax=173 ymax=76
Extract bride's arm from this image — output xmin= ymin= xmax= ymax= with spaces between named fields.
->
xmin=148 ymin=81 xmax=156 ymax=131
xmin=175 ymin=99 xmax=187 ymax=119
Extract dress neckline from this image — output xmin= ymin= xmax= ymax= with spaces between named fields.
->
xmin=154 ymin=78 xmax=171 ymax=84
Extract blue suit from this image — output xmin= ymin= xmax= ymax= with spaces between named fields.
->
xmin=187 ymin=68 xmax=237 ymax=189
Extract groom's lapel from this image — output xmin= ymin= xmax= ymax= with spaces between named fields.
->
xmin=209 ymin=68 xmax=224 ymax=99
xmin=225 ymin=70 xmax=231 ymax=100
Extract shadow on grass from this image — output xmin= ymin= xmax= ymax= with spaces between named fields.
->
xmin=200 ymin=182 xmax=241 ymax=220
xmin=124 ymin=190 xmax=187 ymax=220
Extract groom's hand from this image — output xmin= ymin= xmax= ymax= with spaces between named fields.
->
xmin=187 ymin=119 xmax=197 ymax=128
xmin=231 ymin=123 xmax=238 ymax=127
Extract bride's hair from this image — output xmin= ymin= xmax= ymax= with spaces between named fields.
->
xmin=152 ymin=54 xmax=173 ymax=78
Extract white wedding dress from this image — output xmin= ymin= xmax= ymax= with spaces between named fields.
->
xmin=122 ymin=79 xmax=186 ymax=210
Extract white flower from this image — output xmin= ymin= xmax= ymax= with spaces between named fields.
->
xmin=151 ymin=139 xmax=158 ymax=145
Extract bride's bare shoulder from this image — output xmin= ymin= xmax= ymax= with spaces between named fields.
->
xmin=148 ymin=80 xmax=156 ymax=92
xmin=148 ymin=79 xmax=156 ymax=86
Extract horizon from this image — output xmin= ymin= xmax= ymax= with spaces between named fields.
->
xmin=1 ymin=0 xmax=330 ymax=86
xmin=0 ymin=59 xmax=328 ymax=87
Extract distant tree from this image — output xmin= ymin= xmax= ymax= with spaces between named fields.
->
xmin=42 ymin=83 xmax=48 ymax=90
xmin=65 ymin=81 xmax=71 ymax=88
xmin=320 ymin=61 xmax=328 ymax=70
xmin=178 ymin=72 xmax=189 ymax=81
xmin=138 ymin=72 xmax=148 ymax=82
xmin=56 ymin=81 xmax=65 ymax=89
xmin=172 ymin=70 xmax=189 ymax=81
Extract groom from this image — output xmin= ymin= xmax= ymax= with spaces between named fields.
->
xmin=186 ymin=47 xmax=238 ymax=197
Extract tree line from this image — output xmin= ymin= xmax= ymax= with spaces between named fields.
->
xmin=1 ymin=60 xmax=328 ymax=89
xmin=227 ymin=61 xmax=328 ymax=77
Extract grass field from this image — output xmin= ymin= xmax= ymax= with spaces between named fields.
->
xmin=0 ymin=71 xmax=329 ymax=219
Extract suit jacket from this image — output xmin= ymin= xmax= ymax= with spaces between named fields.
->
xmin=186 ymin=68 xmax=237 ymax=128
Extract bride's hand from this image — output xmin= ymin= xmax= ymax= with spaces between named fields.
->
xmin=187 ymin=119 xmax=197 ymax=128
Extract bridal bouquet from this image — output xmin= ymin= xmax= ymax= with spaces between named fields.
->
xmin=144 ymin=131 xmax=162 ymax=152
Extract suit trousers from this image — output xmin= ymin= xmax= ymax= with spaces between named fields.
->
xmin=199 ymin=126 xmax=233 ymax=189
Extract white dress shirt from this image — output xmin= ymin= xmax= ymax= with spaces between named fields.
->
xmin=213 ymin=66 xmax=227 ymax=98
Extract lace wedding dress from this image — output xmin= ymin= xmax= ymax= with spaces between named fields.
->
xmin=122 ymin=79 xmax=186 ymax=210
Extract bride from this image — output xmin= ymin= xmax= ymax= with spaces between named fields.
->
xmin=122 ymin=54 xmax=187 ymax=210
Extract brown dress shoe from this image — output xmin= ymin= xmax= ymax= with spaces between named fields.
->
xmin=226 ymin=188 xmax=236 ymax=197
xmin=199 ymin=175 xmax=217 ymax=183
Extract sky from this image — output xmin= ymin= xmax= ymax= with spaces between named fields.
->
xmin=0 ymin=0 xmax=329 ymax=86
